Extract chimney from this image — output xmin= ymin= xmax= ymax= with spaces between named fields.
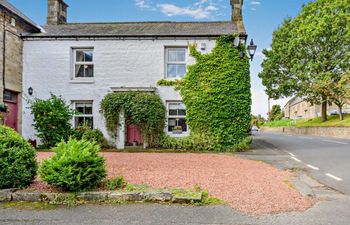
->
xmin=47 ymin=0 xmax=68 ymax=25
xmin=230 ymin=0 xmax=246 ymax=34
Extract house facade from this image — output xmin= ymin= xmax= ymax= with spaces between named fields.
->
xmin=21 ymin=0 xmax=247 ymax=149
xmin=284 ymin=97 xmax=350 ymax=119
xmin=0 ymin=0 xmax=40 ymax=132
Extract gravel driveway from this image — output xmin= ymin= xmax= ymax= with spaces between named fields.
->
xmin=36 ymin=152 xmax=313 ymax=215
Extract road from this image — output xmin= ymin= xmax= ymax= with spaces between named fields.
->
xmin=254 ymin=131 xmax=350 ymax=195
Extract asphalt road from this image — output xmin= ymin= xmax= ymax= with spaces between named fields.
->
xmin=255 ymin=131 xmax=350 ymax=195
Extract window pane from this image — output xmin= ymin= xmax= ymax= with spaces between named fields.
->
xmin=84 ymin=117 xmax=94 ymax=129
xmin=85 ymin=65 xmax=94 ymax=77
xmin=169 ymin=103 xmax=178 ymax=116
xmin=76 ymin=51 xmax=84 ymax=62
xmin=178 ymin=103 xmax=186 ymax=116
xmin=176 ymin=49 xmax=186 ymax=62
xmin=75 ymin=65 xmax=85 ymax=77
xmin=168 ymin=118 xmax=176 ymax=132
xmin=84 ymin=51 xmax=93 ymax=62
xmin=85 ymin=104 xmax=93 ymax=115
xmin=167 ymin=64 xmax=176 ymax=78
xmin=176 ymin=64 xmax=187 ymax=77
xmin=178 ymin=118 xmax=187 ymax=132
xmin=168 ymin=49 xmax=177 ymax=62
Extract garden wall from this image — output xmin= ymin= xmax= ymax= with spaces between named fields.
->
xmin=261 ymin=126 xmax=350 ymax=139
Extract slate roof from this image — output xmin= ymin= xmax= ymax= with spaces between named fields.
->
xmin=0 ymin=0 xmax=40 ymax=31
xmin=23 ymin=21 xmax=241 ymax=38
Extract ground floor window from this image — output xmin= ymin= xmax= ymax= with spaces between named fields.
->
xmin=167 ymin=102 xmax=187 ymax=133
xmin=73 ymin=101 xmax=93 ymax=128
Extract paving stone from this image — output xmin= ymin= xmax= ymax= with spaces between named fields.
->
xmin=0 ymin=189 xmax=16 ymax=202
xmin=11 ymin=192 xmax=42 ymax=202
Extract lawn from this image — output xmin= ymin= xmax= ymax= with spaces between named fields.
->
xmin=263 ymin=115 xmax=350 ymax=127
xmin=35 ymin=152 xmax=312 ymax=215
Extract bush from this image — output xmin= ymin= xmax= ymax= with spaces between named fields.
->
xmin=106 ymin=176 xmax=126 ymax=190
xmin=30 ymin=94 xmax=74 ymax=149
xmin=39 ymin=139 xmax=107 ymax=192
xmin=72 ymin=125 xmax=108 ymax=148
xmin=0 ymin=125 xmax=37 ymax=189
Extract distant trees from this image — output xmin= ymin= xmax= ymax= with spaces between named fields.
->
xmin=259 ymin=0 xmax=350 ymax=122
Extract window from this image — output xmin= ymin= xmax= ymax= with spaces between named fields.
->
xmin=167 ymin=102 xmax=187 ymax=133
xmin=74 ymin=101 xmax=93 ymax=128
xmin=165 ymin=48 xmax=187 ymax=78
xmin=73 ymin=49 xmax=94 ymax=78
xmin=3 ymin=90 xmax=17 ymax=102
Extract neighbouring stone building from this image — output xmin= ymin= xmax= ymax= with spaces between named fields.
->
xmin=0 ymin=0 xmax=40 ymax=132
xmin=284 ymin=97 xmax=350 ymax=119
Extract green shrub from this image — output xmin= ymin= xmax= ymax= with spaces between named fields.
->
xmin=0 ymin=125 xmax=37 ymax=189
xmin=177 ymin=35 xmax=251 ymax=151
xmin=30 ymin=94 xmax=74 ymax=149
xmin=72 ymin=125 xmax=109 ymax=148
xmin=39 ymin=139 xmax=107 ymax=192
xmin=106 ymin=176 xmax=126 ymax=190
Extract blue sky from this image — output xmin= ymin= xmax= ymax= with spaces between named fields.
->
xmin=10 ymin=0 xmax=312 ymax=117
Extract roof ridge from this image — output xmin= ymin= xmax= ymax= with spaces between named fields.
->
xmin=48 ymin=21 xmax=233 ymax=26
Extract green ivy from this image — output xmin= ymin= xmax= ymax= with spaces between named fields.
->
xmin=176 ymin=35 xmax=251 ymax=151
xmin=157 ymin=79 xmax=182 ymax=86
xmin=100 ymin=92 xmax=166 ymax=147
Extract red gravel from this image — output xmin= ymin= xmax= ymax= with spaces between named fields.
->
xmin=36 ymin=152 xmax=313 ymax=215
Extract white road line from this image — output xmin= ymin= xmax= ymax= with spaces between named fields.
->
xmin=291 ymin=157 xmax=302 ymax=162
xmin=306 ymin=164 xmax=319 ymax=170
xmin=298 ymin=136 xmax=313 ymax=140
xmin=288 ymin=152 xmax=295 ymax=157
xmin=325 ymin=173 xmax=343 ymax=181
xmin=322 ymin=140 xmax=348 ymax=145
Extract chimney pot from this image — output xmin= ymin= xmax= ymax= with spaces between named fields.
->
xmin=230 ymin=0 xmax=243 ymax=22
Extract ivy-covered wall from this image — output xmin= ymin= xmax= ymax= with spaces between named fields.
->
xmin=177 ymin=35 xmax=251 ymax=151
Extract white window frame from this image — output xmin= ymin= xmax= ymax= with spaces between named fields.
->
xmin=72 ymin=101 xmax=94 ymax=128
xmin=72 ymin=48 xmax=94 ymax=79
xmin=166 ymin=101 xmax=189 ymax=136
xmin=165 ymin=47 xmax=187 ymax=79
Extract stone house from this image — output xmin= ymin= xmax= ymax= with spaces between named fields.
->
xmin=284 ymin=97 xmax=350 ymax=119
xmin=0 ymin=0 xmax=40 ymax=132
xmin=20 ymin=0 xmax=248 ymax=149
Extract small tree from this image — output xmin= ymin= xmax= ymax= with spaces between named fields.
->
xmin=326 ymin=73 xmax=350 ymax=120
xmin=269 ymin=105 xmax=283 ymax=121
xmin=30 ymin=94 xmax=74 ymax=149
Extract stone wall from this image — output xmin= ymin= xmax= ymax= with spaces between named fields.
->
xmin=261 ymin=126 xmax=350 ymax=140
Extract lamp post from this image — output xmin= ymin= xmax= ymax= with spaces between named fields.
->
xmin=247 ymin=39 xmax=257 ymax=61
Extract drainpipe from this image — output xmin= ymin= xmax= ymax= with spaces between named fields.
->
xmin=2 ymin=10 xmax=6 ymax=102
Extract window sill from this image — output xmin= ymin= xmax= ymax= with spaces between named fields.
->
xmin=69 ymin=79 xmax=95 ymax=84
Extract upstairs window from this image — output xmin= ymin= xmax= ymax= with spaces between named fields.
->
xmin=73 ymin=49 xmax=94 ymax=78
xmin=73 ymin=101 xmax=93 ymax=129
xmin=167 ymin=102 xmax=188 ymax=133
xmin=165 ymin=48 xmax=187 ymax=78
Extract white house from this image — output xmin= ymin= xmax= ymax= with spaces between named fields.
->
xmin=21 ymin=0 xmax=247 ymax=149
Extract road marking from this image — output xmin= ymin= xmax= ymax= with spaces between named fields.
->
xmin=306 ymin=164 xmax=319 ymax=170
xmin=325 ymin=173 xmax=343 ymax=181
xmin=291 ymin=157 xmax=302 ymax=162
xmin=322 ymin=140 xmax=348 ymax=145
xmin=298 ymin=136 xmax=313 ymax=140
xmin=288 ymin=152 xmax=295 ymax=157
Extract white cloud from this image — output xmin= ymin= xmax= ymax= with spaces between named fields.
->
xmin=158 ymin=2 xmax=219 ymax=19
xmin=250 ymin=1 xmax=261 ymax=5
xmin=135 ymin=0 xmax=155 ymax=10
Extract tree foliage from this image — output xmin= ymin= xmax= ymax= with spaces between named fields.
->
xmin=0 ymin=125 xmax=37 ymax=189
xmin=30 ymin=94 xmax=74 ymax=148
xmin=259 ymin=0 xmax=350 ymax=121
xmin=269 ymin=105 xmax=284 ymax=121
xmin=100 ymin=92 xmax=166 ymax=147
xmin=177 ymin=35 xmax=251 ymax=151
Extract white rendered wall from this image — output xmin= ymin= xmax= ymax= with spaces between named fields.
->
xmin=22 ymin=38 xmax=216 ymax=148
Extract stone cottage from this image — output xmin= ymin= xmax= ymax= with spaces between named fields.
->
xmin=0 ymin=0 xmax=41 ymax=132
xmin=20 ymin=0 xmax=248 ymax=149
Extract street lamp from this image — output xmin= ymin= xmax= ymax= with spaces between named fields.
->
xmin=247 ymin=39 xmax=257 ymax=61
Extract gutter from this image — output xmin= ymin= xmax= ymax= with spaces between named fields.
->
xmin=2 ymin=10 xmax=5 ymax=100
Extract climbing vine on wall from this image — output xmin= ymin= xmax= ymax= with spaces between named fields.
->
xmin=176 ymin=35 xmax=252 ymax=151
xmin=100 ymin=92 xmax=166 ymax=147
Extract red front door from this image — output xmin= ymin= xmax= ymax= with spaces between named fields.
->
xmin=127 ymin=124 xmax=142 ymax=146
xmin=3 ymin=91 xmax=18 ymax=131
